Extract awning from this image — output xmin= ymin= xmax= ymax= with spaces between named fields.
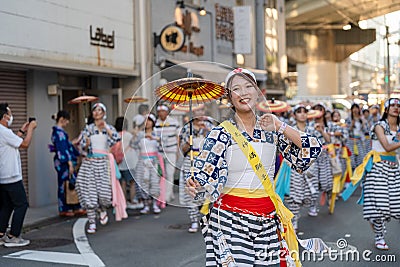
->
xmin=161 ymin=59 xmax=268 ymax=83
xmin=161 ymin=60 xmax=230 ymax=83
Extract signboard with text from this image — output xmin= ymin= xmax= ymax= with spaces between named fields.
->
xmin=233 ymin=6 xmax=252 ymax=54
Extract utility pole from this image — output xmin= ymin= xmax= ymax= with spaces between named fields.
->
xmin=386 ymin=25 xmax=391 ymax=97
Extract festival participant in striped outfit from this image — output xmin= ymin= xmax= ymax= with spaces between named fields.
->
xmin=155 ymin=105 xmax=180 ymax=203
xmin=187 ymin=69 xmax=323 ymax=266
xmin=134 ymin=114 xmax=163 ymax=214
xmin=355 ymin=98 xmax=400 ymax=250
xmin=307 ymin=103 xmax=334 ymax=215
xmin=178 ymin=108 xmax=213 ymax=233
xmin=345 ymin=103 xmax=368 ymax=170
xmin=281 ymin=104 xmax=319 ymax=232
xmin=76 ymin=103 xmax=127 ymax=234
xmin=330 ymin=110 xmax=349 ymax=176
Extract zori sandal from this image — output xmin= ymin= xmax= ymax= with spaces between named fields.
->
xmin=375 ymin=239 xmax=389 ymax=250
xmin=99 ymin=211 xmax=108 ymax=225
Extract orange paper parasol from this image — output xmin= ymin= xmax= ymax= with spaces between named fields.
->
xmin=124 ymin=96 xmax=148 ymax=103
xmin=68 ymin=95 xmax=99 ymax=124
xmin=256 ymin=99 xmax=290 ymax=113
xmin=155 ymin=77 xmax=225 ymax=105
xmin=172 ymin=103 xmax=204 ymax=112
xmin=307 ymin=109 xmax=323 ymax=119
xmin=155 ymin=73 xmax=225 ymax=183
xmin=68 ymin=95 xmax=99 ymax=104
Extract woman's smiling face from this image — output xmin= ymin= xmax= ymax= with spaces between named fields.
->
xmin=92 ymin=106 xmax=105 ymax=120
xmin=229 ymin=75 xmax=258 ymax=113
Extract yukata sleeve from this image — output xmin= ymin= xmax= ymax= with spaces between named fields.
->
xmin=80 ymin=125 xmax=91 ymax=151
xmin=276 ymin=131 xmax=322 ymax=174
xmin=54 ymin=130 xmax=72 ymax=163
xmin=107 ymin=125 xmax=121 ymax=147
xmin=188 ymin=127 xmax=230 ymax=202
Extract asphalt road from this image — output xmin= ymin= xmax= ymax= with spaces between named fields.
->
xmin=0 ymin=191 xmax=399 ymax=267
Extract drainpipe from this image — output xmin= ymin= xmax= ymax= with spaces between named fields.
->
xmin=139 ymin=0 xmax=149 ymax=100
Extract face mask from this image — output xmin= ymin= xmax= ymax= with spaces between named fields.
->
xmin=7 ymin=115 xmax=13 ymax=127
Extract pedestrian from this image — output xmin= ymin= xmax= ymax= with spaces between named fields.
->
xmin=50 ymin=110 xmax=85 ymax=217
xmin=369 ymin=104 xmax=381 ymax=125
xmin=0 ymin=103 xmax=36 ymax=247
xmin=113 ymin=117 xmax=141 ymax=210
xmin=178 ymin=108 xmax=212 ymax=233
xmin=187 ymin=69 xmax=323 ymax=266
xmin=134 ymin=114 xmax=164 ymax=214
xmin=75 ymin=103 xmax=127 ymax=234
xmin=154 ymin=104 xmax=180 ymax=203
xmin=362 ymin=107 xmax=372 ymax=152
xmin=345 ymin=103 xmax=368 ymax=170
xmin=350 ymin=98 xmax=400 ymax=250
xmin=132 ymin=104 xmax=149 ymax=129
xmin=331 ymin=110 xmax=351 ymax=190
xmin=308 ymin=103 xmax=334 ymax=215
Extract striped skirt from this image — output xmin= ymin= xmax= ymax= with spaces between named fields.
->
xmin=201 ymin=208 xmax=281 ymax=266
xmin=346 ymin=138 xmax=366 ymax=170
xmin=315 ymin=150 xmax=333 ymax=192
xmin=363 ymin=161 xmax=400 ymax=221
xmin=75 ymin=158 xmax=112 ymax=210
xmin=135 ymin=157 xmax=160 ymax=199
xmin=286 ymin=163 xmax=319 ymax=206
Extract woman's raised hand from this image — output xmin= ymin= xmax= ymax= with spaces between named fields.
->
xmin=260 ymin=113 xmax=280 ymax=132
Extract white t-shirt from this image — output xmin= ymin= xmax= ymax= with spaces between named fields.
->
xmin=0 ymin=124 xmax=23 ymax=184
xmin=154 ymin=117 xmax=180 ymax=153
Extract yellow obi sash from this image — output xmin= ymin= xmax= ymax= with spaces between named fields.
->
xmin=351 ymin=150 xmax=396 ymax=185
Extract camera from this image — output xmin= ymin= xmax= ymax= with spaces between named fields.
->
xmin=29 ymin=117 xmax=36 ymax=123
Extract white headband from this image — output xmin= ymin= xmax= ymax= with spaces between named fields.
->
xmin=384 ymin=98 xmax=400 ymax=108
xmin=293 ymin=104 xmax=308 ymax=113
xmin=92 ymin=102 xmax=106 ymax=112
xmin=92 ymin=103 xmax=107 ymax=119
xmin=157 ymin=105 xmax=169 ymax=112
xmin=224 ymin=68 xmax=257 ymax=87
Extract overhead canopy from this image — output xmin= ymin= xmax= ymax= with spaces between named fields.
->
xmin=161 ymin=60 xmax=231 ymax=83
xmin=161 ymin=59 xmax=268 ymax=83
xmin=286 ymin=0 xmax=400 ymax=30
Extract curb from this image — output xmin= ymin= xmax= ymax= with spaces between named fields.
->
xmin=22 ymin=216 xmax=68 ymax=233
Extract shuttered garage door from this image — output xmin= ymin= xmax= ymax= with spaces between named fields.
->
xmin=0 ymin=69 xmax=29 ymax=196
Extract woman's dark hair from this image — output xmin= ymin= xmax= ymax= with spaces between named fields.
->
xmin=350 ymin=103 xmax=361 ymax=122
xmin=87 ymin=115 xmax=94 ymax=125
xmin=138 ymin=104 xmax=149 ymax=115
xmin=294 ymin=106 xmax=307 ymax=114
xmin=0 ymin=103 xmax=9 ymax=119
xmin=52 ymin=110 xmax=70 ymax=122
xmin=380 ymin=99 xmax=400 ymax=125
xmin=114 ymin=116 xmax=126 ymax=132
xmin=331 ymin=110 xmax=341 ymax=121
xmin=314 ymin=104 xmax=328 ymax=127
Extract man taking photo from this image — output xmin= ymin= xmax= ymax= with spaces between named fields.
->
xmin=0 ymin=103 xmax=36 ymax=247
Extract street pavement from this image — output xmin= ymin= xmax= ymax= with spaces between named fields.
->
xmin=0 ymin=191 xmax=399 ymax=266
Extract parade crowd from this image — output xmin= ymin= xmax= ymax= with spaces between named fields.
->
xmin=1 ymin=68 xmax=400 ymax=266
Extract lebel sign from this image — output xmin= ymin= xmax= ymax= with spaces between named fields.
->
xmin=90 ymin=25 xmax=115 ymax=49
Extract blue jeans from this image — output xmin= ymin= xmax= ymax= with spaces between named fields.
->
xmin=0 ymin=180 xmax=29 ymax=237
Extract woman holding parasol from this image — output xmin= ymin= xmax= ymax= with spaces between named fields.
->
xmin=186 ymin=68 xmax=325 ymax=266
xmin=75 ymin=103 xmax=127 ymax=234
xmin=178 ymin=106 xmax=213 ymax=233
